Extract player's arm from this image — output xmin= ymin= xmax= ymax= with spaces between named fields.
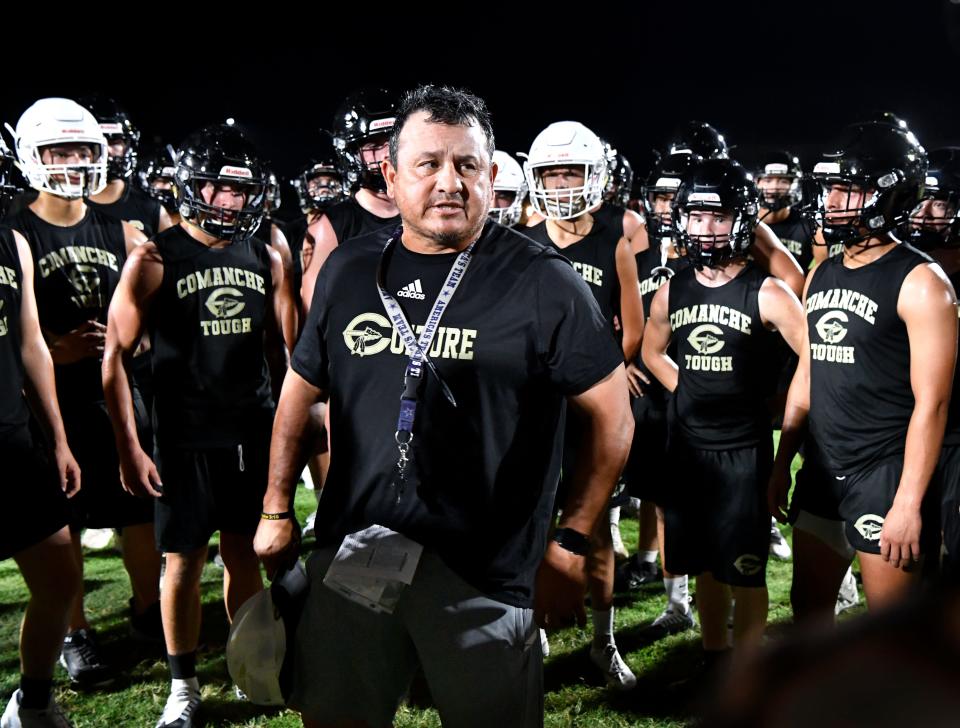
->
xmin=264 ymin=245 xmax=291 ymax=401
xmin=632 ymin=218 xmax=651 ymax=255
xmin=300 ymin=215 xmax=338 ymax=313
xmin=882 ymin=264 xmax=958 ymax=567
xmin=769 ymin=274 xmax=815 ymax=520
xmin=14 ymin=230 xmax=80 ymax=497
xmin=121 ymin=220 xmax=148 ymax=254
xmin=102 ymin=242 xmax=164 ymax=498
xmin=621 ymin=208 xmax=646 ymax=251
xmin=268 ymin=224 xmax=298 ymax=351
xmin=640 ymin=281 xmax=678 ymax=392
xmin=750 ymin=221 xmax=805 ymax=297
xmin=157 ymin=205 xmax=174 ymax=233
xmin=758 ymin=277 xmax=806 ymax=356
xmin=615 ymin=236 xmax=644 ymax=361
xmin=537 ymin=365 xmax=633 ymax=629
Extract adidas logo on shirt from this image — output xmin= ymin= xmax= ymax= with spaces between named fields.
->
xmin=397 ymin=279 xmax=426 ymax=300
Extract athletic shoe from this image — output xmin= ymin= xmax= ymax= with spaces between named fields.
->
xmin=1 ymin=690 xmax=73 ymax=728
xmin=646 ymin=604 xmax=696 ymax=640
xmin=302 ymin=511 xmax=317 ymax=539
xmin=539 ymin=629 xmax=550 ymax=657
xmin=156 ymin=679 xmax=201 ymax=728
xmin=129 ymin=598 xmax=164 ymax=643
xmin=300 ymin=465 xmax=315 ymax=490
xmin=835 ymin=567 xmax=860 ymax=615
xmin=769 ymin=519 xmax=792 ymax=560
xmin=80 ymin=528 xmax=115 ymax=551
xmin=212 ymin=549 xmax=224 ymax=569
xmin=610 ymin=522 xmax=629 ymax=561
xmin=59 ymin=629 xmax=112 ymax=688
xmin=234 ymin=685 xmax=247 ymax=701
xmin=589 ymin=643 xmax=637 ymax=691
xmin=614 ymin=558 xmax=661 ymax=591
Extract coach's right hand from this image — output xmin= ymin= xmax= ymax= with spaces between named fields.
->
xmin=118 ymin=445 xmax=163 ymax=498
xmin=767 ymin=461 xmax=791 ymax=524
xmin=254 ymin=517 xmax=300 ymax=580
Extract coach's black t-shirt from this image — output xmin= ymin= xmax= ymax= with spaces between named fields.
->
xmin=767 ymin=208 xmax=815 ymax=271
xmin=88 ymin=182 xmax=162 ymax=239
xmin=9 ymin=206 xmax=127 ymax=406
xmin=293 ymin=220 xmax=622 ymax=607
xmin=806 ymin=243 xmax=929 ymax=474
xmin=669 ymin=262 xmax=775 ymax=449
xmin=0 ymin=227 xmax=27 ymax=435
xmin=325 ymin=197 xmax=400 ymax=246
xmin=945 ymin=269 xmax=960 ymax=447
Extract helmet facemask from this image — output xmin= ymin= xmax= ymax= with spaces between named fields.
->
xmin=527 ymin=162 xmax=605 ymax=220
xmin=27 ymin=142 xmax=108 ymax=199
xmin=675 ymin=204 xmax=754 ymax=269
xmin=813 ymin=173 xmax=884 ymax=247
xmin=905 ymin=193 xmax=960 ymax=250
xmin=176 ymin=173 xmax=266 ymax=242
xmin=757 ymin=174 xmax=801 ymax=212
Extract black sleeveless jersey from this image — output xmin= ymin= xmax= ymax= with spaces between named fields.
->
xmin=768 ymin=208 xmax=815 ymax=271
xmin=325 ymin=197 xmax=400 ymax=246
xmin=150 ymin=225 xmax=275 ymax=447
xmin=669 ymin=262 xmax=774 ymax=449
xmin=524 ymin=217 xmax=622 ymax=332
xmin=88 ymin=182 xmax=162 ymax=238
xmin=591 ymin=202 xmax=626 ymax=241
xmin=0 ymin=227 xmax=27 ymax=434
xmin=806 ymin=244 xmax=930 ymax=474
xmin=941 ymin=269 xmax=960 ymax=446
xmin=9 ymin=206 xmax=127 ymax=405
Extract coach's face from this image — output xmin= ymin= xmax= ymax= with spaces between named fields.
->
xmin=384 ymin=111 xmax=496 ymax=250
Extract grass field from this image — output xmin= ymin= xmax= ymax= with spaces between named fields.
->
xmin=0 ymin=454 xmax=863 ymax=727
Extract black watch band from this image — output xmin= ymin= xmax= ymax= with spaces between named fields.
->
xmin=552 ymin=527 xmax=590 ymax=556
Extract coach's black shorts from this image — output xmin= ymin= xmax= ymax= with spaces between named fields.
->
xmin=0 ymin=427 xmax=70 ymax=560
xmin=154 ymin=433 xmax=270 ymax=553
xmin=833 ymin=453 xmax=939 ymax=555
xmin=61 ymin=397 xmax=154 ymax=530
xmin=622 ymin=395 xmax=670 ymax=504
xmin=663 ymin=439 xmax=772 ymax=587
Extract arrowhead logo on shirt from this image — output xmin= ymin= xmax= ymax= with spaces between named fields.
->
xmin=733 ymin=554 xmax=763 ymax=576
xmin=342 ymin=313 xmax=392 ymax=357
xmin=205 ymin=287 xmax=246 ymax=318
xmin=815 ymin=311 xmax=849 ymax=344
xmin=687 ymin=324 xmax=725 ymax=355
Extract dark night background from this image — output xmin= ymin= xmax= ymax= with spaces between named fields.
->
xmin=4 ymin=1 xmax=959 ymax=215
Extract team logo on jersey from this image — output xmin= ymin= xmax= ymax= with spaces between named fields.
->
xmin=853 ymin=514 xmax=885 ymax=542
xmin=815 ymin=311 xmax=849 ymax=344
xmin=66 ymin=264 xmax=103 ymax=309
xmin=687 ymin=324 xmax=725 ymax=355
xmin=397 ymin=279 xmax=425 ymax=301
xmin=205 ymin=287 xmax=246 ymax=318
xmin=126 ymin=219 xmax=145 ymax=232
xmin=733 ymin=554 xmax=763 ymax=576
xmin=343 ymin=313 xmax=392 ymax=357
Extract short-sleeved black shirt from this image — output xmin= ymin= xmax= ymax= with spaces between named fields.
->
xmin=293 ymin=220 xmax=623 ymax=607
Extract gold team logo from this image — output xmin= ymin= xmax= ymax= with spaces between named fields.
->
xmin=66 ymin=264 xmax=103 ymax=309
xmin=815 ymin=311 xmax=849 ymax=344
xmin=342 ymin=313 xmax=392 ymax=357
xmin=853 ymin=514 xmax=885 ymax=542
xmin=205 ymin=287 xmax=246 ymax=318
xmin=687 ymin=324 xmax=725 ymax=355
xmin=733 ymin=554 xmax=763 ymax=576
xmin=126 ymin=219 xmax=145 ymax=232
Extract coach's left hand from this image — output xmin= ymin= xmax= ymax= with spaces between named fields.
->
xmin=533 ymin=541 xmax=587 ymax=630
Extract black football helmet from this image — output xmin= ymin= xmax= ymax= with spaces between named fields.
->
xmin=174 ymin=125 xmax=267 ymax=241
xmin=79 ymin=96 xmax=140 ymax=180
xmin=754 ymin=150 xmax=803 ymax=212
xmin=331 ymin=88 xmax=397 ymax=193
xmin=642 ymin=152 xmax=703 ymax=242
xmin=604 ymin=149 xmax=634 ymax=207
xmin=903 ymin=147 xmax=960 ymax=250
xmin=264 ymin=169 xmax=281 ymax=215
xmin=811 ymin=121 xmax=927 ymax=247
xmin=668 ymin=121 xmax=729 ymax=160
xmin=0 ymin=134 xmax=21 ymax=218
xmin=292 ymin=159 xmax=345 ymax=214
xmin=673 ymin=158 xmax=759 ymax=268
xmin=136 ymin=149 xmax=177 ymax=211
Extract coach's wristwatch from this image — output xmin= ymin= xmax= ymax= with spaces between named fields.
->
xmin=551 ymin=527 xmax=591 ymax=556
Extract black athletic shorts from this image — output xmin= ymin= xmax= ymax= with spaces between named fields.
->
xmin=622 ymin=394 xmax=670 ymax=504
xmin=663 ymin=438 xmax=773 ymax=588
xmin=0 ymin=427 xmax=70 ymax=560
xmin=154 ymin=431 xmax=270 ymax=553
xmin=833 ymin=453 xmax=939 ymax=555
xmin=60 ymin=397 xmax=154 ymax=529
xmin=788 ymin=448 xmax=842 ymax=523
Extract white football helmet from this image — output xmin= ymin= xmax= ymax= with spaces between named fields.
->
xmin=490 ymin=150 xmax=527 ymax=227
xmin=6 ymin=98 xmax=107 ymax=199
xmin=524 ymin=121 xmax=607 ymax=220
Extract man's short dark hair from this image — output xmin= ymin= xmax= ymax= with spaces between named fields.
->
xmin=388 ymin=85 xmax=495 ymax=167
